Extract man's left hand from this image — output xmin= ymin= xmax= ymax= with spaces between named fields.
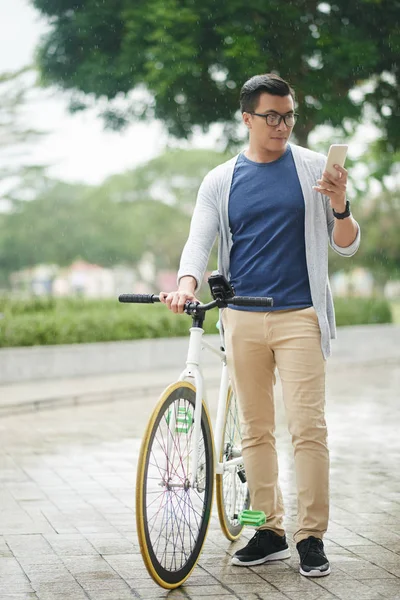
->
xmin=313 ymin=164 xmax=347 ymax=212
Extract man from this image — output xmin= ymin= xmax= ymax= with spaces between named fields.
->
xmin=160 ymin=73 xmax=360 ymax=578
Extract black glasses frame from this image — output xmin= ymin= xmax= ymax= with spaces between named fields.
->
xmin=249 ymin=112 xmax=299 ymax=127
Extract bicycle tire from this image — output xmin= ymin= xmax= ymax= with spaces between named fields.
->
xmin=215 ymin=385 xmax=250 ymax=541
xmin=136 ymin=381 xmax=214 ymax=589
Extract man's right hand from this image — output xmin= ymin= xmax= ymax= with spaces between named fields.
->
xmin=160 ymin=290 xmax=200 ymax=314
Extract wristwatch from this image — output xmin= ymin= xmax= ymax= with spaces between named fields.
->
xmin=332 ymin=200 xmax=351 ymax=219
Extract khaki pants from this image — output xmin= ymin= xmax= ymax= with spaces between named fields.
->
xmin=222 ymin=307 xmax=329 ymax=544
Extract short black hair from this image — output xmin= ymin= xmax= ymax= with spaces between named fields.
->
xmin=240 ymin=73 xmax=295 ymax=113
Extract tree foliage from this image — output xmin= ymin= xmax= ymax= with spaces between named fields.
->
xmin=0 ymin=149 xmax=224 ymax=282
xmin=0 ymin=68 xmax=47 ymax=206
xmin=32 ymin=0 xmax=399 ymax=149
xmin=356 ymin=188 xmax=400 ymax=288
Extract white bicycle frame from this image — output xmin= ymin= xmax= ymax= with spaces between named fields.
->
xmin=177 ymin=325 xmax=244 ymax=495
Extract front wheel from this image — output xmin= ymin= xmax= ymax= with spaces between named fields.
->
xmin=136 ymin=381 xmax=214 ymax=589
xmin=216 ymin=385 xmax=250 ymax=541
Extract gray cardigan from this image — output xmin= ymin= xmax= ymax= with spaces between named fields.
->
xmin=177 ymin=143 xmax=360 ymax=359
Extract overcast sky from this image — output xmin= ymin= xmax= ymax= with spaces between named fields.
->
xmin=0 ymin=0 xmax=219 ymax=185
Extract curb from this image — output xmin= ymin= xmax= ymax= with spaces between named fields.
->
xmin=0 ymin=376 xmax=223 ymax=418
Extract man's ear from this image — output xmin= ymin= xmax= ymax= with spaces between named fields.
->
xmin=242 ymin=112 xmax=252 ymax=130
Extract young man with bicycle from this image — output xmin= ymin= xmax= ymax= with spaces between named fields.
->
xmin=161 ymin=73 xmax=360 ymax=578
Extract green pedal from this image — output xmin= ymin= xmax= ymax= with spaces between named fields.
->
xmin=238 ymin=510 xmax=267 ymax=527
xmin=166 ymin=407 xmax=193 ymax=434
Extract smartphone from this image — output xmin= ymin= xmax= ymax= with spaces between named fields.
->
xmin=324 ymin=144 xmax=348 ymax=177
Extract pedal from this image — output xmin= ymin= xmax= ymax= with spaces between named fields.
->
xmin=166 ymin=407 xmax=193 ymax=433
xmin=238 ymin=510 xmax=267 ymax=527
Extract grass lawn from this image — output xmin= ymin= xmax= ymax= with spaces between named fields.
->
xmin=391 ymin=301 xmax=400 ymax=324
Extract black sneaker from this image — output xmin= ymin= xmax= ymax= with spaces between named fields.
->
xmin=297 ymin=536 xmax=331 ymax=577
xmin=231 ymin=529 xmax=291 ymax=566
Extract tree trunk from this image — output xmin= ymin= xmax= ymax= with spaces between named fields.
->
xmin=293 ymin=121 xmax=315 ymax=148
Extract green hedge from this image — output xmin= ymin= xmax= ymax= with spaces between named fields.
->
xmin=333 ymin=297 xmax=392 ymax=327
xmin=0 ymin=296 xmax=392 ymax=348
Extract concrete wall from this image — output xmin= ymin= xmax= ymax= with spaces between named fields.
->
xmin=1 ymin=324 xmax=399 ymax=385
xmin=0 ymin=335 xmax=221 ymax=384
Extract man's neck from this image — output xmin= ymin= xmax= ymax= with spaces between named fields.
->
xmin=244 ymin=143 xmax=288 ymax=164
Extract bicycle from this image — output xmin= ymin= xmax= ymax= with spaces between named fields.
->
xmin=119 ymin=273 xmax=273 ymax=589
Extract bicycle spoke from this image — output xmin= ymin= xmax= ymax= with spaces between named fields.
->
xmin=217 ymin=389 xmax=249 ymax=538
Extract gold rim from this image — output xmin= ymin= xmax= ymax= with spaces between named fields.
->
xmin=215 ymin=385 xmax=246 ymax=541
xmin=136 ymin=380 xmax=214 ymax=589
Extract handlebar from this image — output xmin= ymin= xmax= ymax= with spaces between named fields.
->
xmin=118 ymin=293 xmax=273 ymax=310
xmin=119 ymin=294 xmax=160 ymax=304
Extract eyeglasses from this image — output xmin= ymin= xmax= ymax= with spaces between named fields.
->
xmin=249 ymin=112 xmax=298 ymax=127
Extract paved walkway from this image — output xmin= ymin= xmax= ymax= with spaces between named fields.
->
xmin=1 ymin=327 xmax=400 ymax=599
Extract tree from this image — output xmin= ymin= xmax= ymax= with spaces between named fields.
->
xmin=0 ymin=178 xmax=192 ymax=278
xmin=32 ymin=0 xmax=399 ymax=150
xmin=355 ymin=187 xmax=400 ymax=289
xmin=100 ymin=148 xmax=233 ymax=214
xmin=0 ymin=147 xmax=228 ymax=284
xmin=0 ymin=68 xmax=48 ymax=208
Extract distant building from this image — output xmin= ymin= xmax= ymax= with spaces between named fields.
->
xmin=10 ymin=264 xmax=58 ymax=295
xmin=331 ymin=268 xmax=374 ymax=297
xmin=10 ymin=261 xmax=138 ymax=298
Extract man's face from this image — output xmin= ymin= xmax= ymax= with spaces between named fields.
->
xmin=243 ymin=92 xmax=295 ymax=152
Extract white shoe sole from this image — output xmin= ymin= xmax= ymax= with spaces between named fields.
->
xmin=300 ymin=565 xmax=331 ymax=577
xmin=231 ymin=548 xmax=291 ymax=566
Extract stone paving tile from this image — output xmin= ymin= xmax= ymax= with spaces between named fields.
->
xmin=0 ymin=595 xmax=39 ymax=600
xmin=5 ymin=535 xmax=55 ymax=558
xmin=61 ymin=555 xmax=120 ymax=579
xmin=124 ymin=580 xmax=187 ymax=598
xmin=256 ymin=570 xmax=330 ymax=593
xmin=85 ymin=591 xmax=139 ymax=600
xmin=36 ymin=593 xmax=88 ymax=600
xmin=83 ymin=534 xmax=136 ymax=555
xmin=200 ymin=594 xmax=288 ymax=600
xmin=0 ymin=556 xmax=26 ymax=576
xmin=187 ymin=596 xmax=240 ymax=600
xmin=17 ymin=554 xmax=63 ymax=568
xmin=366 ymin=578 xmax=400 ymax=596
xmin=0 ymin=582 xmax=36 ymax=595
xmin=33 ymin=585 xmax=89 ymax=600
xmin=22 ymin=564 xmax=77 ymax=585
xmin=334 ymin=558 xmax=397 ymax=579
xmin=350 ymin=545 xmax=400 ymax=568
xmin=316 ymin=576 xmax=388 ymax=599
xmin=226 ymin=581 xmax=281 ymax=594
xmin=283 ymin=590 xmax=339 ymax=600
xmin=43 ymin=533 xmax=99 ymax=556
xmin=102 ymin=553 xmax=145 ymax=580
xmin=0 ymin=537 xmax=13 ymax=557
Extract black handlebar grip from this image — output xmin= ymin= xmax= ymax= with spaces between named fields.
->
xmin=118 ymin=294 xmax=160 ymax=303
xmin=231 ymin=296 xmax=273 ymax=307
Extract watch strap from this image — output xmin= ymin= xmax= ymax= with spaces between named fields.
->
xmin=333 ymin=200 xmax=351 ymax=219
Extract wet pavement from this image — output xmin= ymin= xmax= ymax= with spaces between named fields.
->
xmin=1 ymin=358 xmax=400 ymax=599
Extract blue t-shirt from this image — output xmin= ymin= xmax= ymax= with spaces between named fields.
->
xmin=228 ymin=146 xmax=312 ymax=311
